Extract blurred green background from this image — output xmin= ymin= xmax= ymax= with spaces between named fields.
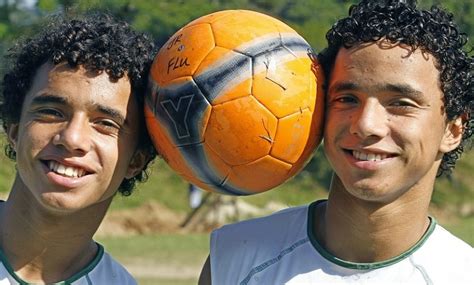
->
xmin=1 ymin=0 xmax=473 ymax=284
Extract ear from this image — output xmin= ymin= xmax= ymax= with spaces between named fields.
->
xmin=125 ymin=149 xmax=149 ymax=179
xmin=439 ymin=116 xmax=463 ymax=153
xmin=6 ymin=123 xmax=19 ymax=152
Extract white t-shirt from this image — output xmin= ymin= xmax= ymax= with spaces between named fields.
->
xmin=210 ymin=200 xmax=474 ymax=285
xmin=0 ymin=243 xmax=136 ymax=285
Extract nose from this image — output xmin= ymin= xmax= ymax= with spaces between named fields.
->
xmin=349 ymin=99 xmax=389 ymax=139
xmin=53 ymin=114 xmax=92 ymax=154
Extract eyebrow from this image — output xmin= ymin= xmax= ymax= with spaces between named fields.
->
xmin=382 ymin=83 xmax=424 ymax=99
xmin=328 ymin=81 xmax=360 ymax=94
xmin=94 ymin=104 xmax=126 ymax=125
xmin=31 ymin=93 xmax=126 ymax=124
xmin=328 ymin=81 xmax=424 ymax=99
xmin=31 ymin=94 xmax=67 ymax=106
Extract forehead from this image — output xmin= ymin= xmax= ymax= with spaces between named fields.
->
xmin=26 ymin=62 xmax=133 ymax=108
xmin=330 ymin=43 xmax=441 ymax=90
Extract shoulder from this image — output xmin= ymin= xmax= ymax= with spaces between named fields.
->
xmin=209 ymin=204 xmax=313 ymax=284
xmin=411 ymin=223 xmax=473 ymax=284
xmin=421 ymin=223 xmax=473 ymax=257
xmin=212 ymin=204 xmax=309 ymax=241
xmin=83 ymin=247 xmax=137 ymax=285
xmin=0 ymin=261 xmax=15 ymax=282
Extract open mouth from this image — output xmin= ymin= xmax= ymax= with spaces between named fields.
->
xmin=351 ymin=150 xmax=394 ymax=161
xmin=43 ymin=160 xmax=88 ymax=178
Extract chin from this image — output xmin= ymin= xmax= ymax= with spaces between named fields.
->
xmin=38 ymin=193 xmax=90 ymax=214
xmin=348 ymin=186 xmax=403 ymax=205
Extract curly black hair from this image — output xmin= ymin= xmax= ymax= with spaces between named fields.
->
xmin=319 ymin=0 xmax=473 ymax=176
xmin=1 ymin=13 xmax=157 ymax=195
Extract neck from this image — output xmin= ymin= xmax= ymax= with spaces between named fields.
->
xmin=0 ymin=176 xmax=112 ymax=284
xmin=315 ymin=175 xmax=434 ymax=263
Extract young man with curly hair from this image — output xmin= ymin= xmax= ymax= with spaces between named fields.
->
xmin=200 ymin=0 xmax=473 ymax=284
xmin=0 ymin=14 xmax=156 ymax=284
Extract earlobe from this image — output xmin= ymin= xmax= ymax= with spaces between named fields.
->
xmin=125 ymin=150 xmax=149 ymax=179
xmin=439 ymin=116 xmax=464 ymax=153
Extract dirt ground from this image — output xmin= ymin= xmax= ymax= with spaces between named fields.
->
xmin=96 ymin=201 xmax=187 ymax=236
xmin=96 ymin=195 xmax=288 ymax=237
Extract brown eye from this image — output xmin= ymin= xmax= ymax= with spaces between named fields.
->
xmin=94 ymin=119 xmax=121 ymax=135
xmin=390 ymin=100 xmax=417 ymax=109
xmin=34 ymin=108 xmax=64 ymax=121
xmin=336 ymin=96 xmax=358 ymax=104
xmin=38 ymin=108 xmax=62 ymax=116
xmin=328 ymin=94 xmax=358 ymax=109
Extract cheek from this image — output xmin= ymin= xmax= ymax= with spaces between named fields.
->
xmin=97 ymin=140 xmax=120 ymax=165
xmin=392 ymin=116 xmax=444 ymax=148
xmin=99 ymin=139 xmax=134 ymax=176
xmin=18 ymin=125 xmax=51 ymax=154
xmin=323 ymin=113 xmax=336 ymax=138
xmin=323 ymin=116 xmax=346 ymax=144
xmin=323 ymin=137 xmax=341 ymax=170
xmin=390 ymin=129 xmax=442 ymax=169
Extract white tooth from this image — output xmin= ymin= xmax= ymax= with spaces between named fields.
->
xmin=49 ymin=161 xmax=57 ymax=171
xmin=65 ymin=167 xmax=74 ymax=177
xmin=353 ymin=151 xmax=390 ymax=161
xmin=48 ymin=161 xmax=85 ymax=177
xmin=353 ymin=151 xmax=360 ymax=160
xmin=57 ymin=164 xmax=66 ymax=175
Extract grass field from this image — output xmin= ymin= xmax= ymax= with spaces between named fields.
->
xmin=95 ymin=233 xmax=209 ymax=285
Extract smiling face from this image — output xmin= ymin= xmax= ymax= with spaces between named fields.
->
xmin=323 ymin=43 xmax=462 ymax=203
xmin=7 ymin=62 xmax=145 ymax=212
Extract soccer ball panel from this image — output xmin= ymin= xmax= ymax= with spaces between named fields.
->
xmin=176 ymin=143 xmax=227 ymax=185
xmin=210 ymin=78 xmax=253 ymax=105
xmin=185 ymin=10 xmax=230 ymax=27
xmin=240 ymin=10 xmax=296 ymax=34
xmin=181 ymin=143 xmax=249 ymax=195
xmin=202 ymin=142 xmax=232 ymax=184
xmin=151 ymin=23 xmax=214 ymax=86
xmin=144 ymin=105 xmax=197 ymax=178
xmin=227 ymin=155 xmax=292 ymax=193
xmin=194 ymin=47 xmax=252 ymax=104
xmin=152 ymin=77 xmax=211 ymax=146
xmin=253 ymin=52 xmax=316 ymax=118
xmin=271 ymin=109 xmax=314 ymax=164
xmin=211 ymin=11 xmax=282 ymax=52
xmin=205 ymin=96 xmax=277 ymax=166
xmin=287 ymin=83 xmax=325 ymax=177
xmin=281 ymin=32 xmax=312 ymax=54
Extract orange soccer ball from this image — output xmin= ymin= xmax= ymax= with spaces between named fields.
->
xmin=145 ymin=10 xmax=324 ymax=195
